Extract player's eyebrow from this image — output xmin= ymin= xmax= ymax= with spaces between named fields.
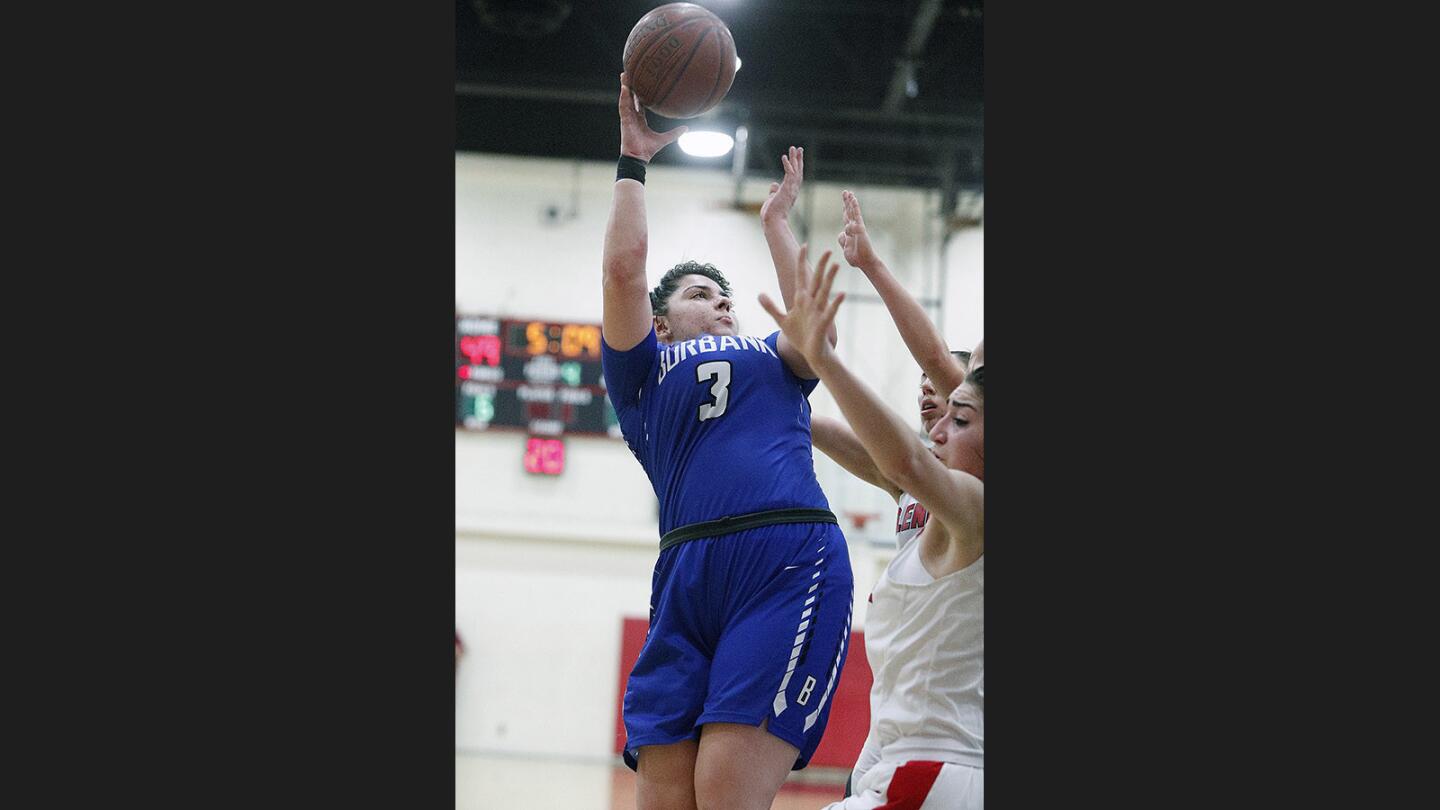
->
xmin=683 ymin=284 xmax=730 ymax=297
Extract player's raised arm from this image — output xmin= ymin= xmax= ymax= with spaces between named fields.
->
xmin=761 ymin=246 xmax=982 ymax=560
xmin=811 ymin=415 xmax=904 ymax=502
xmin=759 ymin=146 xmax=836 ymax=378
xmin=838 ymin=189 xmax=968 ymax=397
xmin=602 ymin=74 xmax=688 ymax=352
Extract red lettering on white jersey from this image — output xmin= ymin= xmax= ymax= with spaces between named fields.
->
xmin=896 ymin=501 xmax=931 ymax=533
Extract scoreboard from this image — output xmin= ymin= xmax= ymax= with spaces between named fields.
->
xmin=456 ymin=314 xmax=622 ymax=438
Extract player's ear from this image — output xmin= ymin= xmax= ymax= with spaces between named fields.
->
xmin=654 ymin=314 xmax=669 ymax=339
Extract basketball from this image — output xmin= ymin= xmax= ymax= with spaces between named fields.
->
xmin=622 ymin=3 xmax=737 ymax=119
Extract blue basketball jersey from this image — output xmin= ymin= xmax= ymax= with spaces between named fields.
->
xmin=602 ymin=328 xmax=830 ymax=535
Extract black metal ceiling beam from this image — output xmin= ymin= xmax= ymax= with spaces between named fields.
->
xmin=755 ymin=125 xmax=978 ymax=153
xmin=749 ymin=1 xmax=980 ymax=18
xmin=882 ymin=0 xmax=945 ymax=114
xmin=454 ymin=81 xmax=982 ymax=132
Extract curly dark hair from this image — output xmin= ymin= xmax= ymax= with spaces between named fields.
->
xmin=649 ymin=261 xmax=733 ymax=315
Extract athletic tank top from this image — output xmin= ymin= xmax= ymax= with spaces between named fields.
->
xmin=601 ymin=328 xmax=830 ymax=535
xmin=863 ymin=540 xmax=984 ymax=767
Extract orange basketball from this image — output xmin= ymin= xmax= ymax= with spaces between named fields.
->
xmin=622 ymin=3 xmax=737 ymax=119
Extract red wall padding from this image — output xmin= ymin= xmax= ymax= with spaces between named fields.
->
xmin=614 ymin=616 xmax=872 ymax=769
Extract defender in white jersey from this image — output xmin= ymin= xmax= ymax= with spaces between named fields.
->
xmin=761 ymin=248 xmax=985 ymax=810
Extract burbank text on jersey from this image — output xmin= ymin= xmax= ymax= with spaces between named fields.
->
xmin=656 ymin=334 xmax=778 ymax=385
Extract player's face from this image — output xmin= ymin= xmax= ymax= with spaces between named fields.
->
xmin=918 ymin=375 xmax=946 ymax=433
xmin=927 ymin=382 xmax=984 ymax=480
xmin=656 ymin=274 xmax=737 ymax=343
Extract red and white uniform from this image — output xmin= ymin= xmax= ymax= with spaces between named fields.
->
xmin=826 ymin=538 xmax=984 ymax=809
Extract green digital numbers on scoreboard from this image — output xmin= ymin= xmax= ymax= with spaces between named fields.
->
xmin=560 ymin=361 xmax=582 ymax=387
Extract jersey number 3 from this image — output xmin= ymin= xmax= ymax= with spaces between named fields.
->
xmin=696 ymin=361 xmax=732 ymax=421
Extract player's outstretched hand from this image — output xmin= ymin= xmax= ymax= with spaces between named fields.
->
xmin=760 ymin=146 xmax=804 ymax=224
xmin=759 ymin=244 xmax=846 ymax=367
xmin=618 ymin=73 xmax=687 ymax=162
xmin=837 ymin=190 xmax=881 ymax=269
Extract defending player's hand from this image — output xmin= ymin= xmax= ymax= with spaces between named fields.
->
xmin=618 ymin=73 xmax=688 ymax=162
xmin=837 ymin=190 xmax=881 ymax=269
xmin=760 ymin=146 xmax=804 ymax=223
xmin=759 ymin=244 xmax=845 ymax=368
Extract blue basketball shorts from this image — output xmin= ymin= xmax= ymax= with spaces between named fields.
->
xmin=622 ymin=521 xmax=853 ymax=771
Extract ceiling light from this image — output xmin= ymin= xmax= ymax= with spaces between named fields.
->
xmin=678 ymin=130 xmax=735 ymax=158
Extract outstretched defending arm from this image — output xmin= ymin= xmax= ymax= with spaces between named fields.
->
xmin=602 ymin=74 xmax=688 ymax=351
xmin=838 ymin=190 xmax=968 ymax=397
xmin=811 ymin=415 xmax=903 ymax=502
xmin=759 ymin=145 xmax=836 ymax=378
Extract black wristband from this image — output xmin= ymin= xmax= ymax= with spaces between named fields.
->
xmin=616 ymin=154 xmax=647 ymax=184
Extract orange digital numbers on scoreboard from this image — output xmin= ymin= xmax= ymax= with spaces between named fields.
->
xmin=525 ymin=321 xmax=601 ymax=358
xmin=561 ymin=324 xmax=601 ymax=358
xmin=526 ymin=321 xmax=549 ymax=355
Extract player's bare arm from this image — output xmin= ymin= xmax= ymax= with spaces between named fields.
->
xmin=602 ymin=73 xmax=688 ymax=352
xmin=760 ymin=146 xmax=806 ymax=309
xmin=839 ymin=190 xmax=968 ymax=397
xmin=811 ymin=415 xmax=903 ymax=502
xmin=758 ymin=146 xmax=836 ymax=379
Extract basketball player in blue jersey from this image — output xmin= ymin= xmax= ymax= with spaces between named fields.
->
xmin=602 ymin=74 xmax=855 ymax=810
